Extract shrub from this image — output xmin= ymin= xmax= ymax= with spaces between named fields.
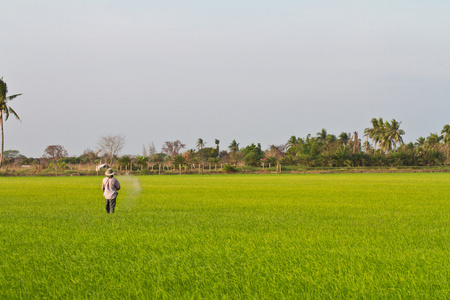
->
xmin=223 ymin=164 xmax=238 ymax=173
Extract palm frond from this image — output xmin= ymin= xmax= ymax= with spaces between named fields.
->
xmin=6 ymin=106 xmax=21 ymax=121
xmin=0 ymin=79 xmax=7 ymax=98
xmin=7 ymin=93 xmax=22 ymax=101
xmin=3 ymin=105 xmax=9 ymax=119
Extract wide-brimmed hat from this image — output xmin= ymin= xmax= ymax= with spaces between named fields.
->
xmin=105 ymin=168 xmax=115 ymax=176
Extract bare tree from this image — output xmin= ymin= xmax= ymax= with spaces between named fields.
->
xmin=161 ymin=140 xmax=185 ymax=157
xmin=265 ymin=145 xmax=286 ymax=159
xmin=98 ymin=135 xmax=125 ymax=164
xmin=142 ymin=144 xmax=148 ymax=157
xmin=44 ymin=145 xmax=68 ymax=160
xmin=148 ymin=142 xmax=156 ymax=156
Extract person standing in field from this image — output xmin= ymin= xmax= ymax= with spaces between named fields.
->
xmin=102 ymin=168 xmax=121 ymax=214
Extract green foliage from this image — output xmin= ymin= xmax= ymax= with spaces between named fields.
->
xmin=241 ymin=143 xmax=263 ymax=166
xmin=57 ymin=160 xmax=67 ymax=169
xmin=135 ymin=155 xmax=148 ymax=166
xmin=197 ymin=147 xmax=218 ymax=160
xmin=279 ymin=154 xmax=295 ymax=166
xmin=3 ymin=149 xmax=20 ymax=158
xmin=117 ymin=155 xmax=131 ymax=167
xmin=222 ymin=164 xmax=238 ymax=173
xmin=264 ymin=156 xmax=278 ymax=166
xmin=228 ymin=139 xmax=239 ymax=152
xmin=173 ymin=154 xmax=186 ymax=166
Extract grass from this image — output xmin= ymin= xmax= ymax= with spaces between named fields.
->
xmin=1 ymin=174 xmax=449 ymax=299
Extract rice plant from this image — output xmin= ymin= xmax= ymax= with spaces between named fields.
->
xmin=1 ymin=174 xmax=449 ymax=299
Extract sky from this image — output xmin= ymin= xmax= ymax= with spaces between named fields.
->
xmin=2 ymin=0 xmax=450 ymax=157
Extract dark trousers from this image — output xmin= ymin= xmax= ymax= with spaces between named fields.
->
xmin=105 ymin=198 xmax=117 ymax=214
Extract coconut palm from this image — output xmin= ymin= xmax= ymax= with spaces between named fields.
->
xmin=378 ymin=120 xmax=394 ymax=154
xmin=286 ymin=136 xmax=298 ymax=149
xmin=196 ymin=138 xmax=205 ymax=150
xmin=326 ymin=134 xmax=337 ymax=145
xmin=388 ymin=119 xmax=405 ymax=152
xmin=441 ymin=125 xmax=450 ymax=146
xmin=441 ymin=124 xmax=450 ymax=137
xmin=441 ymin=125 xmax=450 ymax=159
xmin=415 ymin=137 xmax=426 ymax=148
xmin=364 ymin=118 xmax=382 ymax=153
xmin=215 ymin=139 xmax=220 ymax=151
xmin=338 ymin=132 xmax=351 ymax=147
xmin=425 ymin=133 xmax=443 ymax=151
xmin=0 ymin=78 xmax=22 ymax=166
xmin=316 ymin=128 xmax=328 ymax=144
xmin=228 ymin=139 xmax=239 ymax=153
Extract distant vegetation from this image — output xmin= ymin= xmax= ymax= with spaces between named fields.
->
xmin=2 ymin=117 xmax=450 ymax=175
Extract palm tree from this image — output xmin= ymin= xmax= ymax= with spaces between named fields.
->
xmin=388 ymin=119 xmax=405 ymax=152
xmin=441 ymin=125 xmax=450 ymax=159
xmin=426 ymin=133 xmax=443 ymax=151
xmin=215 ymin=139 xmax=220 ymax=152
xmin=196 ymin=138 xmax=205 ymax=150
xmin=441 ymin=124 xmax=450 ymax=137
xmin=0 ymin=78 xmax=22 ymax=167
xmin=286 ymin=136 xmax=298 ymax=149
xmin=316 ymin=128 xmax=328 ymax=144
xmin=378 ymin=120 xmax=394 ymax=154
xmin=364 ymin=118 xmax=382 ymax=153
xmin=305 ymin=134 xmax=312 ymax=144
xmin=415 ymin=137 xmax=426 ymax=148
xmin=326 ymin=134 xmax=337 ymax=145
xmin=338 ymin=132 xmax=351 ymax=147
xmin=228 ymin=139 xmax=239 ymax=153
xmin=350 ymin=131 xmax=361 ymax=154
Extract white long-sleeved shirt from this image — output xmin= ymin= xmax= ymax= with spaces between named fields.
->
xmin=102 ymin=177 xmax=121 ymax=199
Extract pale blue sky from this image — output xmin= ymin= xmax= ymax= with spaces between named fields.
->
xmin=2 ymin=0 xmax=450 ymax=157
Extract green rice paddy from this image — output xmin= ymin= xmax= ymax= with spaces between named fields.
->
xmin=1 ymin=174 xmax=449 ymax=299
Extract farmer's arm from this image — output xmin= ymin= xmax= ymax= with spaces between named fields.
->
xmin=115 ymin=179 xmax=121 ymax=191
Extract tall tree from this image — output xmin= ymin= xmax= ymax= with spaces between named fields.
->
xmin=388 ymin=119 xmax=405 ymax=151
xmin=379 ymin=120 xmax=393 ymax=154
xmin=338 ymin=132 xmax=351 ymax=147
xmin=415 ymin=137 xmax=426 ymax=148
xmin=364 ymin=118 xmax=381 ymax=153
xmin=286 ymin=136 xmax=299 ymax=149
xmin=215 ymin=139 xmax=220 ymax=152
xmin=316 ymin=128 xmax=328 ymax=144
xmin=0 ymin=78 xmax=22 ymax=166
xmin=97 ymin=135 xmax=126 ymax=164
xmin=350 ymin=131 xmax=361 ymax=154
xmin=162 ymin=140 xmax=186 ymax=157
xmin=441 ymin=125 xmax=450 ymax=159
xmin=196 ymin=138 xmax=205 ymax=150
xmin=441 ymin=124 xmax=450 ymax=137
xmin=228 ymin=139 xmax=239 ymax=153
xmin=148 ymin=142 xmax=157 ymax=157
xmin=425 ymin=133 xmax=443 ymax=151
xmin=44 ymin=145 xmax=68 ymax=160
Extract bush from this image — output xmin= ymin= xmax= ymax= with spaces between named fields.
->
xmin=223 ymin=164 xmax=238 ymax=173
xmin=244 ymin=153 xmax=260 ymax=166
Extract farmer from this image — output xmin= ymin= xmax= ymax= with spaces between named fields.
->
xmin=102 ymin=168 xmax=121 ymax=214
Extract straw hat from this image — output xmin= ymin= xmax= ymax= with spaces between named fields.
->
xmin=105 ymin=168 xmax=115 ymax=176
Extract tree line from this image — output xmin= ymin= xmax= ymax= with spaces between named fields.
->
xmin=3 ymin=119 xmax=450 ymax=171
xmin=1 ymin=78 xmax=450 ymax=170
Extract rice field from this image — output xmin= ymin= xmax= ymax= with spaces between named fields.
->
xmin=1 ymin=173 xmax=449 ymax=299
